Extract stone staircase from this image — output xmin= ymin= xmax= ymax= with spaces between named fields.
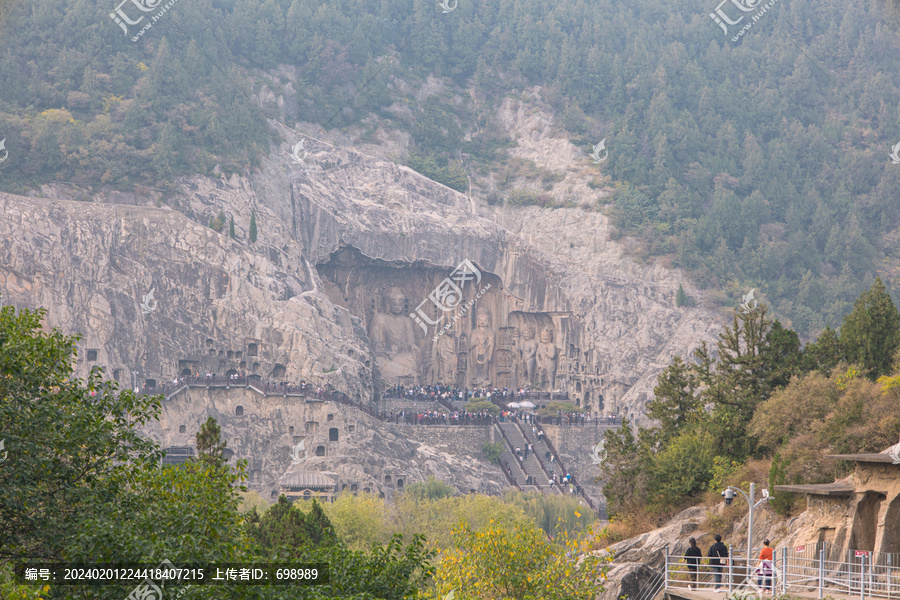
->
xmin=496 ymin=422 xmax=558 ymax=494
xmin=519 ymin=422 xmax=564 ymax=481
xmin=500 ymin=449 xmax=529 ymax=489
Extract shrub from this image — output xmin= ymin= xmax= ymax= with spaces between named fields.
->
xmin=208 ymin=210 xmax=226 ymax=232
xmin=507 ymin=188 xmax=540 ymax=206
xmin=404 ymin=476 xmax=455 ymax=501
xmin=465 ymin=400 xmax=499 ymax=415
xmin=482 ymin=442 xmax=503 ymax=464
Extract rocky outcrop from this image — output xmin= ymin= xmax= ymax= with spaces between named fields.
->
xmin=0 ymin=192 xmax=372 ymax=401
xmin=140 ymin=386 xmax=508 ymax=500
xmin=596 ymin=501 xmax=798 ymax=599
xmin=0 ymin=91 xmax=726 ymax=493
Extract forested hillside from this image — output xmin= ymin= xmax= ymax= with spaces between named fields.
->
xmin=599 ymin=278 xmax=900 ymax=539
xmin=2 ymin=0 xmax=900 ymax=334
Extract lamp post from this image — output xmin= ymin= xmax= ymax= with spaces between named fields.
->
xmin=723 ymin=484 xmax=770 ymax=575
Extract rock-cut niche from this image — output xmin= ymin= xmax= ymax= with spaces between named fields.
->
xmin=316 ymin=247 xmax=564 ymax=391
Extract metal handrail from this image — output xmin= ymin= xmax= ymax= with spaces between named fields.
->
xmin=494 ymin=421 xmax=540 ymax=491
xmin=512 ymin=420 xmax=555 ymax=484
xmin=634 ymin=566 xmax=666 ymax=600
xmin=532 ymin=421 xmax=597 ymax=511
xmin=664 ymin=543 xmax=900 ymax=599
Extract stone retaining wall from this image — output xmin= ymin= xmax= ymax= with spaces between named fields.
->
xmin=402 ymin=425 xmax=496 ymax=458
xmin=543 ymin=424 xmax=609 ymax=514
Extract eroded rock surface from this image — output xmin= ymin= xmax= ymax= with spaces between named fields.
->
xmin=1 ymin=108 xmax=724 ymax=494
xmin=140 ymin=386 xmax=507 ymax=500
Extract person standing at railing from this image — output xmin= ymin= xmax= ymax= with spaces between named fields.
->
xmin=756 ymin=540 xmax=774 ymax=594
xmin=685 ymin=538 xmax=702 ymax=590
xmin=708 ymin=535 xmax=729 ymax=591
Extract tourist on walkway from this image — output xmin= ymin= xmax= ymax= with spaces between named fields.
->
xmin=685 ymin=537 xmax=702 ymax=589
xmin=756 ymin=539 xmax=774 ymax=593
xmin=708 ymin=535 xmax=729 ymax=591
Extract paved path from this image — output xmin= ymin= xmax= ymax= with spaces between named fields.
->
xmin=665 ymin=584 xmax=868 ymax=600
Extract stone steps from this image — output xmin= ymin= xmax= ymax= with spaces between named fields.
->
xmin=498 ymin=422 xmax=558 ymax=493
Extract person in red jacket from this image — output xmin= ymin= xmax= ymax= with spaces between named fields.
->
xmin=757 ymin=539 xmax=774 ymax=593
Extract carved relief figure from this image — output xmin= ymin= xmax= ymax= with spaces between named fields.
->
xmin=435 ymin=331 xmax=458 ymax=384
xmin=518 ymin=325 xmax=538 ymax=385
xmin=537 ymin=326 xmax=559 ymax=390
xmin=291 ymin=439 xmax=306 ymax=464
xmin=369 ymin=287 xmax=418 ymax=384
xmin=469 ymin=311 xmax=495 ymax=386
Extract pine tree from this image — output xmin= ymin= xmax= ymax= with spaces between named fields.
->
xmin=249 ymin=497 xmax=338 ymax=556
xmin=249 ymin=210 xmax=257 ymax=243
xmin=196 ymin=417 xmax=228 ymax=468
xmin=303 ymin=500 xmax=339 ymax=547
xmin=676 ymin=284 xmax=688 ymax=307
xmin=229 ymin=215 xmax=236 ymax=239
xmin=839 ymin=277 xmax=900 ymax=379
xmin=693 ymin=305 xmax=795 ymax=458
xmin=647 ymin=356 xmax=700 ymax=444
xmin=801 ymin=326 xmax=844 ymax=376
xmin=598 ymin=420 xmax=653 ymax=516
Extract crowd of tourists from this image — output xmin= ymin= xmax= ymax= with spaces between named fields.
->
xmin=136 ymin=375 xmax=619 ymax=428
xmin=384 ymin=384 xmax=569 ymax=402
xmin=391 ymin=410 xmax=494 ymax=426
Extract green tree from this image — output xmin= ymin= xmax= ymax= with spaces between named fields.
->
xmin=802 ymin=326 xmax=844 ymax=375
xmin=768 ymin=452 xmax=797 ymax=516
xmin=647 ymin=355 xmax=700 ymax=445
xmin=693 ymin=306 xmax=798 ymax=458
xmin=839 ymin=277 xmax=900 ymax=379
xmin=196 ymin=416 xmax=228 ymax=468
xmin=0 ymin=305 xmax=163 ymax=561
xmin=248 ymin=496 xmax=338 ymax=556
xmin=0 ymin=304 xmax=256 ymax=597
xmin=761 ymin=320 xmax=805 ymax=389
xmin=405 ymin=476 xmax=455 ymax=501
xmin=229 ymin=215 xmax=236 ymax=238
xmin=434 ymin=520 xmax=610 ymax=600
xmin=599 ymin=420 xmax=652 ymax=516
xmin=249 ymin=209 xmax=258 ymax=243
xmin=648 ymin=429 xmax=718 ymax=508
xmin=482 ymin=442 xmax=503 ymax=464
xmin=676 ymin=284 xmax=688 ymax=307
xmin=465 ymin=400 xmax=499 ymax=415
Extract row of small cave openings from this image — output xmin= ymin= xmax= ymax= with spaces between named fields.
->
xmin=83 ymin=341 xmax=257 ymax=366
xmin=178 ymin=413 xmax=352 ymax=455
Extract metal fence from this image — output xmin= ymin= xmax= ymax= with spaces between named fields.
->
xmin=665 ymin=547 xmax=761 ymax=594
xmin=633 ymin=565 xmax=666 ymax=600
xmin=782 ymin=542 xmax=900 ymax=599
xmin=664 ymin=543 xmax=900 ymax=599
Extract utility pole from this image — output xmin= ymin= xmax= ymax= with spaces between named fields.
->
xmin=724 ymin=484 xmax=770 ymax=573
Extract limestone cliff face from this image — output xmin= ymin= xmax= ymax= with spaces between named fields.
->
xmin=140 ymin=387 xmax=507 ymax=501
xmin=0 ymin=191 xmax=371 ymax=402
xmin=1 ymin=107 xmax=723 ymax=490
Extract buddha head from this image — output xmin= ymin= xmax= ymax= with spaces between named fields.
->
xmin=385 ymin=287 xmax=406 ymax=315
